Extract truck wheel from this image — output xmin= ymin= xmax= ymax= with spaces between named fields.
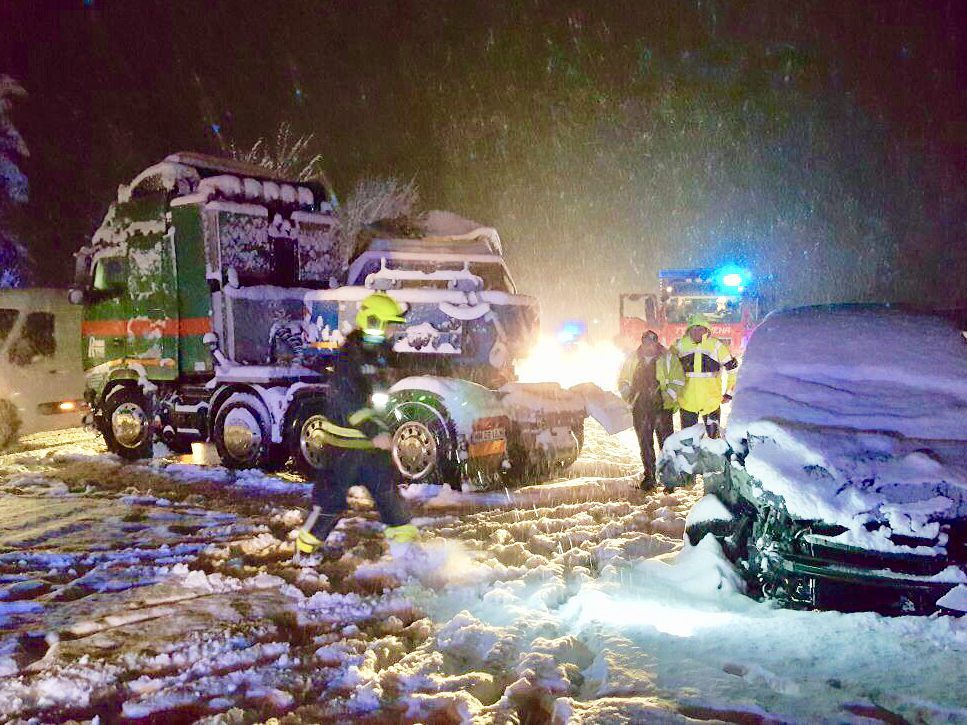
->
xmin=390 ymin=397 xmax=458 ymax=486
xmin=290 ymin=399 xmax=331 ymax=478
xmin=0 ymin=398 xmax=21 ymax=450
xmin=212 ymin=393 xmax=275 ymax=470
xmin=101 ymin=387 xmax=153 ymax=460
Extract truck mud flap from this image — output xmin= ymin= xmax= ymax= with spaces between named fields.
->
xmin=567 ymin=382 xmax=632 ymax=434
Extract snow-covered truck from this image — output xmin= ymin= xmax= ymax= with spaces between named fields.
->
xmin=70 ymin=153 xmax=604 ymax=486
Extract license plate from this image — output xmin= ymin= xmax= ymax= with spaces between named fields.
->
xmin=471 ymin=427 xmax=505 ymax=443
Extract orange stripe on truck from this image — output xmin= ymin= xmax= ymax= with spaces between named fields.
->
xmin=178 ymin=317 xmax=212 ymax=336
xmin=82 ymin=317 xmax=211 ymax=338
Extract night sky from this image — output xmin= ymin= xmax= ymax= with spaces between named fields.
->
xmin=2 ymin=0 xmax=964 ymax=334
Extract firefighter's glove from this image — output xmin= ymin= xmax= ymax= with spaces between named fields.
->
xmin=721 ymin=393 xmax=733 ymax=403
xmin=384 ymin=524 xmax=420 ymax=544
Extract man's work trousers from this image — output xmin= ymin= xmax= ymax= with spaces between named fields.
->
xmin=632 ymin=401 xmax=674 ymax=482
xmin=680 ymin=407 xmax=721 ymax=437
xmin=307 ymin=448 xmax=411 ymax=544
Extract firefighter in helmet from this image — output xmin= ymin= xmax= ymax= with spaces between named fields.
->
xmin=295 ymin=292 xmax=418 ymax=559
xmin=672 ymin=313 xmax=738 ymax=437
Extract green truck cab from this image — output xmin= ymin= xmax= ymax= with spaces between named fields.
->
xmin=72 ymin=152 xmax=339 ymax=466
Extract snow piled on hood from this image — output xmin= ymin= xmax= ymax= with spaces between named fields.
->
xmin=727 ymin=306 xmax=967 ymax=531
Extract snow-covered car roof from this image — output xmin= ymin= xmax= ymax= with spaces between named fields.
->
xmin=726 ymin=305 xmax=967 ymax=533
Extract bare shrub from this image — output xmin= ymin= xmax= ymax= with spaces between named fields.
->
xmin=227 ymin=122 xmax=325 ymax=183
xmin=338 ymin=177 xmax=421 ymax=255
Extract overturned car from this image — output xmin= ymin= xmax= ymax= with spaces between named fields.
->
xmin=663 ymin=305 xmax=967 ymax=615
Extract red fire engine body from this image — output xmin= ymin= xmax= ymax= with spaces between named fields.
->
xmin=618 ymin=268 xmax=761 ymax=354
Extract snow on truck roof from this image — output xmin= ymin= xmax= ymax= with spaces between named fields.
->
xmin=727 ymin=305 xmax=967 ymax=530
xmin=118 ymin=152 xmax=330 ymax=205
xmin=366 ymin=210 xmax=503 ymax=257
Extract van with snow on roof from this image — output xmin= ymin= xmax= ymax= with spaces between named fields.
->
xmin=660 ymin=305 xmax=967 ymax=615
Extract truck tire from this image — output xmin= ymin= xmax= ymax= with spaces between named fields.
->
xmin=212 ymin=393 xmax=278 ymax=470
xmin=0 ymin=398 xmax=21 ymax=450
xmin=390 ymin=395 xmax=459 ymax=487
xmin=289 ymin=398 xmax=331 ymax=478
xmin=101 ymin=386 xmax=153 ymax=460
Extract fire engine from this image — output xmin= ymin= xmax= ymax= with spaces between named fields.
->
xmin=618 ymin=267 xmax=761 ymax=353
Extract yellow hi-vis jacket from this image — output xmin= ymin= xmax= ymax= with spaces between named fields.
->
xmin=617 ymin=349 xmax=687 ymax=411
xmin=673 ymin=334 xmax=738 ymax=415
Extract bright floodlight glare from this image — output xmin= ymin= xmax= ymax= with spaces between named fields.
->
xmin=58 ymin=401 xmax=76 ymax=411
xmin=371 ymin=392 xmax=389 ymax=410
xmin=516 ymin=335 xmax=625 ymax=392
xmin=568 ymin=590 xmax=735 ymax=638
xmin=722 ymin=273 xmax=743 ymax=288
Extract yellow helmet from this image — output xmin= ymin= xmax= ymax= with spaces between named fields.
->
xmin=356 ymin=293 xmax=406 ymax=336
xmin=686 ymin=312 xmax=712 ymax=330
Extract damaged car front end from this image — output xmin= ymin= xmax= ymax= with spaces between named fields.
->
xmin=665 ymin=306 xmax=967 ymax=616
xmin=697 ymin=460 xmax=967 ymax=615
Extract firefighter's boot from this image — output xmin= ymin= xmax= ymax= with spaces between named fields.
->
xmin=293 ymin=530 xmax=323 ymax=563
xmin=384 ymin=523 xmax=420 ymax=544
xmin=293 ymin=505 xmax=330 ymax=563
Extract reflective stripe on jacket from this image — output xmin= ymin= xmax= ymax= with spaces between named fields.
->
xmin=674 ymin=335 xmax=738 ymax=415
xmin=319 ymin=407 xmax=389 ymax=449
xmin=656 ymin=350 xmax=686 ymax=411
xmin=618 ymin=347 xmax=686 ymax=411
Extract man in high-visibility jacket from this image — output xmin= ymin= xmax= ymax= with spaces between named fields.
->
xmin=618 ymin=330 xmax=686 ymax=487
xmin=673 ymin=313 xmax=738 ymax=437
xmin=295 ymin=293 xmax=418 ymax=559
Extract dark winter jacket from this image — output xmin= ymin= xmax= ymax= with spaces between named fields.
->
xmin=324 ymin=330 xmax=394 ymax=444
xmin=630 ymin=345 xmax=662 ymax=414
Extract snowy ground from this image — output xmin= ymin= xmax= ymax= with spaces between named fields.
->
xmin=0 ymin=424 xmax=965 ymax=723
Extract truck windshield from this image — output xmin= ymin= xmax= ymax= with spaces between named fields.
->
xmin=665 ymin=296 xmax=743 ymax=323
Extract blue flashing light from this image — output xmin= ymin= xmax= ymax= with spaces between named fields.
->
xmin=715 ymin=265 xmax=751 ymax=291
xmin=556 ymin=320 xmax=586 ymax=345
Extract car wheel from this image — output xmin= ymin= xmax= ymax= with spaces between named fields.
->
xmin=212 ymin=393 xmax=275 ymax=469
xmin=0 ymin=398 xmax=21 ymax=450
xmin=101 ymin=386 xmax=153 ymax=460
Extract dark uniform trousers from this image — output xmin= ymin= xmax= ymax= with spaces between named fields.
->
xmin=633 ymin=398 xmax=674 ymax=481
xmin=308 ymin=448 xmax=411 ymax=543
xmin=680 ymin=408 xmax=721 ymax=437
